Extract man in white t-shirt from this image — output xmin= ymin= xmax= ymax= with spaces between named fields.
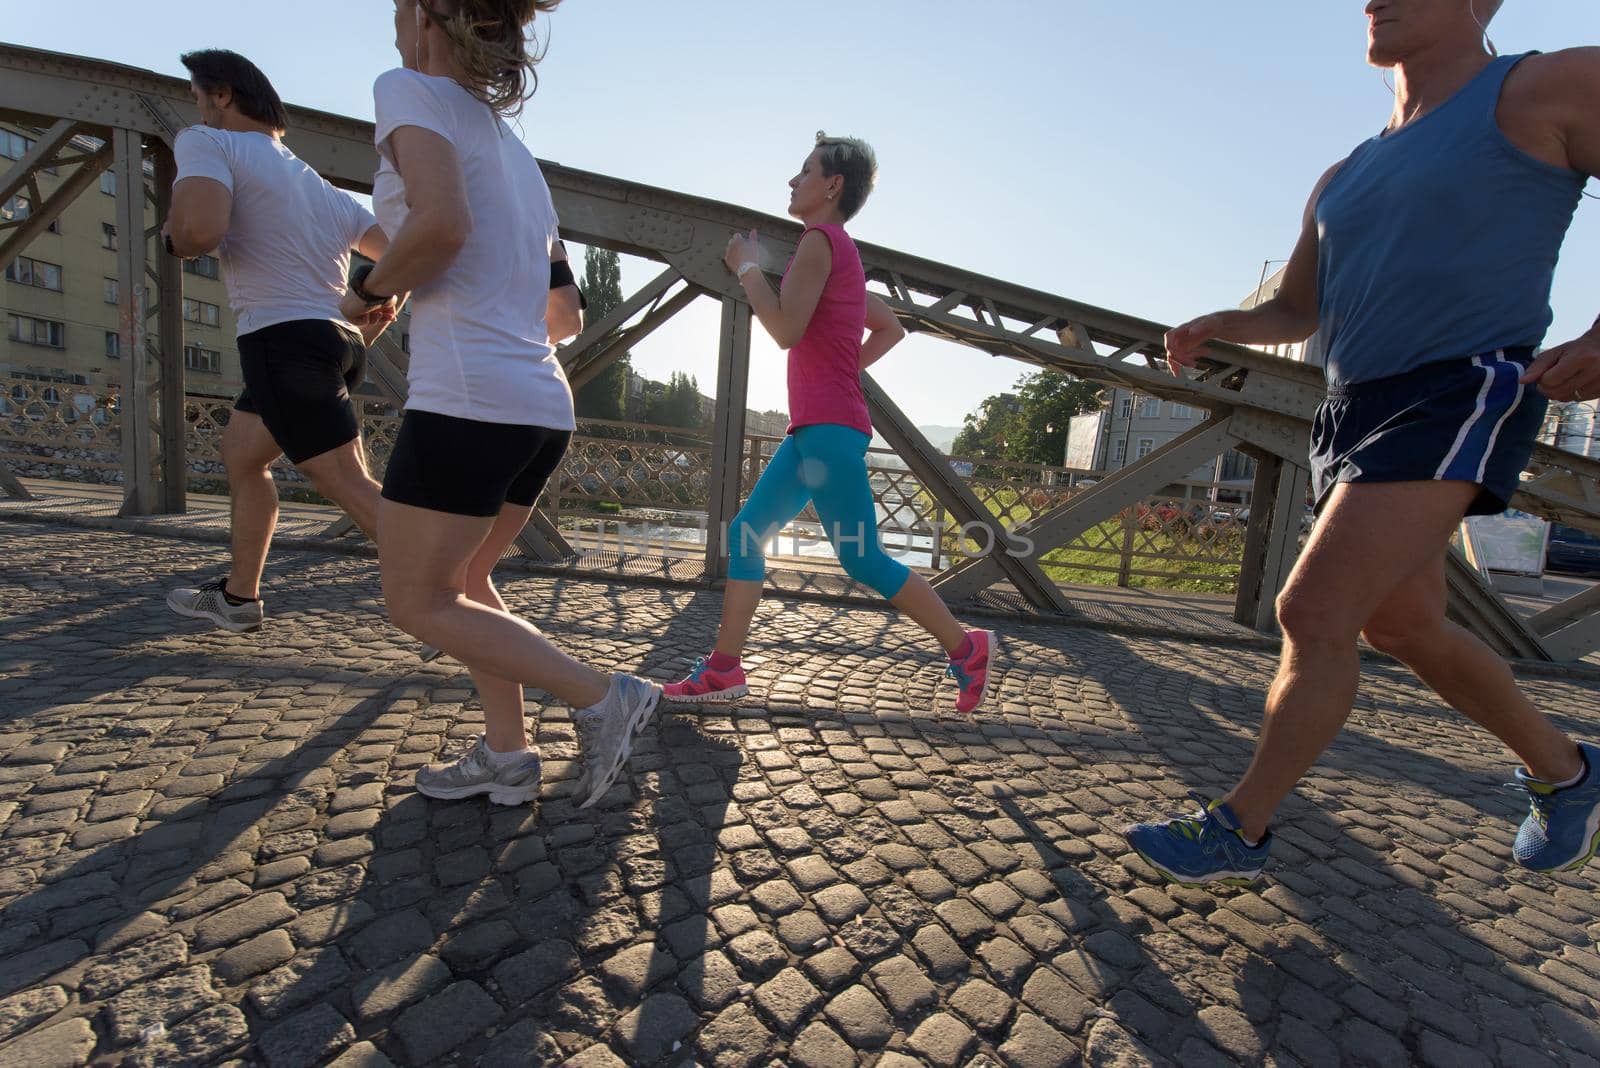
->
xmin=162 ymin=49 xmax=396 ymax=634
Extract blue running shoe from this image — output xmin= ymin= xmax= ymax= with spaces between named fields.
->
xmin=1123 ymin=792 xmax=1271 ymax=887
xmin=1511 ymin=742 xmax=1600 ymax=873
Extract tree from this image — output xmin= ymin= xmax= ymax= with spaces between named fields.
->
xmin=950 ymin=371 xmax=1101 ymax=466
xmin=646 ymin=371 xmax=706 ymax=431
xmin=572 ymin=247 xmax=628 ymax=421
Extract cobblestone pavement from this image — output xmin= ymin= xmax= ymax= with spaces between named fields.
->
xmin=2 ymin=520 xmax=1599 ymax=1068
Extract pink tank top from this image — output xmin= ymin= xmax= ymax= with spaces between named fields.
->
xmin=784 ymin=224 xmax=871 ymax=436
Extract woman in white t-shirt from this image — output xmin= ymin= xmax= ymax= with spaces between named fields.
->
xmin=340 ymin=0 xmax=660 ymax=810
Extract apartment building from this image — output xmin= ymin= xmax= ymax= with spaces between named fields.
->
xmin=1 ymin=123 xmax=242 ymax=406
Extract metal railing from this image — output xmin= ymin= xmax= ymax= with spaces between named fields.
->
xmin=2 ymin=381 xmax=1260 ymax=594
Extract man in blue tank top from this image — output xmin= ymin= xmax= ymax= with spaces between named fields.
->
xmin=1124 ymin=0 xmax=1600 ymax=887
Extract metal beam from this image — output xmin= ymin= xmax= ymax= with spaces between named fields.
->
xmin=1527 ymin=583 xmax=1600 ymax=661
xmin=0 ymin=459 xmax=31 ymax=500
xmin=560 ymin=268 xmax=697 ymax=391
xmin=0 ymin=141 xmax=111 ymax=266
xmin=153 ymin=143 xmax=185 ymax=513
xmin=0 ymin=118 xmax=77 ymax=203
xmin=704 ymin=299 xmax=751 ymax=580
xmin=867 ymin=376 xmax=1074 ymax=614
xmin=113 ymin=128 xmax=158 ymax=516
xmin=1231 ymin=456 xmax=1309 ymax=632
xmin=1443 ymin=552 xmax=1550 ymax=661
xmin=932 ymin=417 xmax=1239 ymax=605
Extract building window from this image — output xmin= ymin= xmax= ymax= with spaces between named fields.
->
xmin=184 ymin=344 xmax=221 ymax=374
xmin=100 ymin=170 xmax=117 ymax=196
xmin=1139 ymin=397 xmax=1161 ymax=418
xmin=183 ymin=254 xmax=219 ymax=279
xmin=1171 ymin=403 xmax=1192 ymax=419
xmin=400 ymin=333 xmax=410 ymax=353
xmin=183 ymin=298 xmax=221 ymax=327
xmin=104 ymin=277 xmax=119 ymax=304
xmin=1113 ymin=439 xmax=1127 ymax=465
xmin=102 ymin=223 xmax=118 ymax=250
xmin=9 ymin=314 xmax=65 ymax=348
xmin=0 ymin=130 xmax=31 ymax=160
xmin=1 ymin=195 xmax=59 ymax=233
xmin=104 ymin=331 xmax=121 ymax=359
xmin=1118 ymin=395 xmax=1133 ymax=419
xmin=1136 ymin=438 xmax=1155 ymax=460
xmin=6 ymin=256 xmax=63 ymax=292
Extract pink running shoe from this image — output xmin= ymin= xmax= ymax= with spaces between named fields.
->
xmin=663 ymin=657 xmax=749 ymax=704
xmin=947 ymin=629 xmax=996 ymax=714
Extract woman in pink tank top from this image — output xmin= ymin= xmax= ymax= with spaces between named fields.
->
xmin=663 ymin=133 xmax=997 ymax=715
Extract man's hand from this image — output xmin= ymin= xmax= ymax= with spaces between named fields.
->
xmin=1163 ymin=313 xmax=1223 ymax=376
xmin=340 ymin=291 xmax=398 ymax=337
xmin=1521 ymin=328 xmax=1600 ymax=402
xmin=725 ymin=229 xmax=759 ymax=276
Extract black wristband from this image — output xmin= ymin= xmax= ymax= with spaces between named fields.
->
xmin=349 ymin=264 xmax=388 ymax=307
xmin=549 ymin=259 xmax=588 ymax=310
xmin=164 ymin=232 xmax=176 ymax=258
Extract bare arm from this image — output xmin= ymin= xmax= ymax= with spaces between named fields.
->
xmin=1519 ymin=47 xmax=1600 ymax=400
xmin=358 ymin=127 xmax=471 ymax=300
xmin=356 ymin=223 xmax=389 ymax=262
xmin=859 ymin=294 xmax=906 ymax=371
xmin=1164 ymin=161 xmax=1343 ymax=372
xmin=729 ymin=229 xmax=831 ymax=350
xmin=547 ymin=240 xmax=583 ymax=343
xmin=165 ymin=177 xmax=231 ymax=256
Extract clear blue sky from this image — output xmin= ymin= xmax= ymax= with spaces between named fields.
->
xmin=10 ymin=2 xmax=1598 ymax=427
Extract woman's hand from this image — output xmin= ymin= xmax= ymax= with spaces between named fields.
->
xmin=724 ymin=229 xmax=759 ymax=276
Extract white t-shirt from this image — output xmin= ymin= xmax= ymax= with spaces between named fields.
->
xmin=372 ymin=67 xmax=574 ymax=430
xmin=173 ymin=127 xmax=376 ymax=337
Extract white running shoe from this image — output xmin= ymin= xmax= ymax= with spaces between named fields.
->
xmin=573 ymin=673 xmax=662 ymax=810
xmin=166 ymin=577 xmax=264 ymax=633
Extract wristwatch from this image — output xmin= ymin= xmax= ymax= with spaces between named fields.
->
xmin=349 ymin=264 xmax=389 ymax=307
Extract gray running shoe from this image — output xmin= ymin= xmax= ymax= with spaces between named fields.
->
xmin=573 ymin=673 xmax=662 ymax=810
xmin=166 ymin=577 xmax=264 ymax=633
xmin=415 ymin=735 xmax=542 ymax=806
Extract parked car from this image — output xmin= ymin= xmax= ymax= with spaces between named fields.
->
xmin=1545 ymin=524 xmax=1600 ymax=576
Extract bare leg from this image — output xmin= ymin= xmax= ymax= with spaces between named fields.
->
xmin=712 ymin=579 xmax=764 ymax=659
xmin=890 ymin=573 xmax=968 ymax=655
xmin=221 ymin=412 xmax=283 ymax=600
xmin=463 ymin=505 xmax=539 ymax=753
xmin=299 ymin=438 xmax=383 ymax=540
xmin=1219 ymin=480 xmax=1575 ymax=841
xmin=379 ymin=497 xmax=610 ymax=710
xmin=1362 ymin=558 xmax=1582 ymax=782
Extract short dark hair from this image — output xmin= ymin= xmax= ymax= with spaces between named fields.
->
xmin=814 ymin=132 xmax=877 ymax=221
xmin=180 ymin=50 xmax=289 ymax=132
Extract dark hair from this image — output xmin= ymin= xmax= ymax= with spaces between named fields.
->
xmin=814 ymin=132 xmax=878 ymax=221
xmin=419 ymin=0 xmax=560 ymax=117
xmin=180 ymin=50 xmax=290 ymax=132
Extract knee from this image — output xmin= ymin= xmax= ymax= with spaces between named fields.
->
xmin=383 ymin=577 xmax=451 ymax=637
xmin=1362 ymin=611 xmax=1442 ymax=659
xmin=1274 ymin=585 xmax=1358 ymax=648
xmin=221 ymin=436 xmax=265 ymax=479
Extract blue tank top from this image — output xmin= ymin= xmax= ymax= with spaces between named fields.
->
xmin=1314 ymin=52 xmax=1586 ymax=387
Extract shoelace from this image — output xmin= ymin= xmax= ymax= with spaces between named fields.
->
xmin=1507 ymin=780 xmax=1557 ymax=830
xmin=1168 ymin=791 xmax=1245 ymax=860
xmin=945 ymin=660 xmax=971 ymax=688
xmin=688 ymin=658 xmax=710 ymax=683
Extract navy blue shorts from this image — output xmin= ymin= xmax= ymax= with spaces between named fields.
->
xmin=1310 ymin=347 xmax=1547 ymax=517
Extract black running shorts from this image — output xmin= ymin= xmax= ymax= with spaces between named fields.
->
xmin=381 ymin=409 xmax=572 ymax=518
xmin=234 ymin=320 xmax=367 ymax=465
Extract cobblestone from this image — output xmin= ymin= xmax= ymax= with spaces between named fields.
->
xmin=0 ymin=523 xmax=1597 ymax=1066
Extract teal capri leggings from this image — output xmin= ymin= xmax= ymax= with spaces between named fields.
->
xmin=727 ymin=423 xmax=911 ymax=599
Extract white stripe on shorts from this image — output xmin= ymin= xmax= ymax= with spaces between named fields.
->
xmin=1434 ymin=353 xmax=1492 ymax=480
xmin=1475 ymin=351 xmax=1524 ymax=483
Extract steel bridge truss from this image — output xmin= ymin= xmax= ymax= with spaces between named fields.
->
xmin=2 ymin=43 xmax=1598 ymax=661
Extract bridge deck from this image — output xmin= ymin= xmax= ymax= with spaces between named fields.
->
xmin=0 ymin=516 xmax=1597 ymax=1066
